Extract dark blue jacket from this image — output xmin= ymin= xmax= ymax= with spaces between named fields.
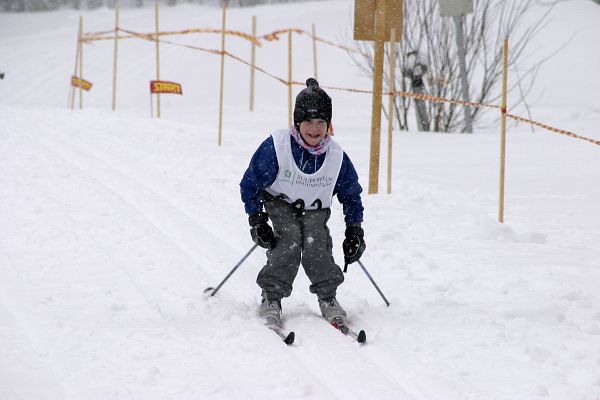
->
xmin=240 ymin=135 xmax=364 ymax=225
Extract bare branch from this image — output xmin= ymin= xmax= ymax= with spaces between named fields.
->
xmin=347 ymin=0 xmax=563 ymax=132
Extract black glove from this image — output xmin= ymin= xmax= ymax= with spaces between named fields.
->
xmin=343 ymin=225 xmax=366 ymax=269
xmin=249 ymin=212 xmax=277 ymax=249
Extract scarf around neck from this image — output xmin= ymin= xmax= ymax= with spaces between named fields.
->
xmin=290 ymin=125 xmax=331 ymax=156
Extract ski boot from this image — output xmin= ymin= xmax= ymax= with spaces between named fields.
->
xmin=318 ymin=297 xmax=347 ymax=324
xmin=259 ymin=297 xmax=282 ymax=325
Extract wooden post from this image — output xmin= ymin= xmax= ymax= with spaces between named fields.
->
xmin=312 ymin=23 xmax=318 ymax=80
xmin=386 ymin=28 xmax=397 ymax=195
xmin=218 ymin=0 xmax=227 ymax=146
xmin=78 ymin=15 xmax=83 ymax=110
xmin=69 ymin=16 xmax=82 ymax=110
xmin=249 ymin=15 xmax=256 ymax=112
xmin=112 ymin=2 xmax=120 ymax=111
xmin=150 ymin=91 xmax=154 ymax=118
xmin=288 ymin=29 xmax=293 ymax=127
xmin=155 ymin=2 xmax=161 ymax=118
xmin=498 ymin=38 xmax=509 ymax=223
xmin=368 ymin=0 xmax=386 ymax=194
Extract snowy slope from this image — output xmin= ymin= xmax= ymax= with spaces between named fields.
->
xmin=1 ymin=1 xmax=600 ymax=400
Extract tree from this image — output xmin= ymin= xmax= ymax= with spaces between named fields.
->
xmin=349 ymin=0 xmax=562 ymax=133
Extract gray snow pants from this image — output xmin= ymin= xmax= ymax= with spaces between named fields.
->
xmin=257 ymin=197 xmax=344 ymax=300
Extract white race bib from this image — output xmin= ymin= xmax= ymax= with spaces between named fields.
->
xmin=266 ymin=129 xmax=343 ymax=210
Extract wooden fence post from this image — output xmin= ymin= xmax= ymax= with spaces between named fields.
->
xmin=312 ymin=23 xmax=318 ymax=80
xmin=498 ymin=38 xmax=509 ymax=223
xmin=78 ymin=15 xmax=83 ymax=110
xmin=386 ymin=28 xmax=397 ymax=194
xmin=112 ymin=1 xmax=120 ymax=111
xmin=155 ymin=2 xmax=161 ymax=118
xmin=69 ymin=16 xmax=82 ymax=110
xmin=218 ymin=0 xmax=227 ymax=145
xmin=249 ymin=15 xmax=256 ymax=112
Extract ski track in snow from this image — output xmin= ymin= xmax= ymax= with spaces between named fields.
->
xmin=2 ymin=105 xmax=600 ymax=400
xmin=2 ymin=1 xmax=600 ymax=399
xmin=21 ymin=114 xmax=491 ymax=400
xmin=2 ymin=113 xmax=420 ymax=399
xmin=1 ymin=123 xmax=239 ymax=399
xmin=2 ymin=109 xmax=497 ymax=400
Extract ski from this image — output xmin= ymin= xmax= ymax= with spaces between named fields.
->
xmin=330 ymin=317 xmax=366 ymax=344
xmin=266 ymin=320 xmax=295 ymax=345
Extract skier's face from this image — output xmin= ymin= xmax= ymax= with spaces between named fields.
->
xmin=299 ymin=119 xmax=328 ymax=147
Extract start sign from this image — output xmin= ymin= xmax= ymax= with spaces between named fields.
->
xmin=150 ymin=80 xmax=183 ymax=95
xmin=354 ymin=0 xmax=403 ymax=42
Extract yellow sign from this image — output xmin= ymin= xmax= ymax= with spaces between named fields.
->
xmin=71 ymin=76 xmax=93 ymax=91
xmin=354 ymin=0 xmax=403 ymax=42
xmin=150 ymin=80 xmax=183 ymax=95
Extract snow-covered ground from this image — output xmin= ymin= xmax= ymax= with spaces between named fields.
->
xmin=1 ymin=1 xmax=600 ymax=399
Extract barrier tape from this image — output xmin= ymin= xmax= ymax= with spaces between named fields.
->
xmin=291 ymin=81 xmax=599 ymax=147
xmin=84 ymin=26 xmax=357 ymax=53
xmin=506 ymin=113 xmax=600 ymax=147
xmin=118 ymin=28 xmax=288 ymax=85
xmin=119 ymin=28 xmax=223 ymax=55
xmin=81 ymin=26 xmax=599 ymax=148
xmin=82 ymin=27 xmax=261 ymax=46
xmin=84 ymin=28 xmax=116 ymax=37
xmin=314 ymin=84 xmax=502 ymax=112
xmin=259 ymin=28 xmax=304 ymax=41
xmin=311 ymin=34 xmax=359 ymax=54
xmin=256 ymin=28 xmax=359 ymax=53
xmin=83 ymin=26 xmax=358 ymax=54
xmin=81 ymin=33 xmax=125 ymax=42
xmin=317 ymin=84 xmax=599 ymax=147
xmin=290 ymin=28 xmax=359 ymax=54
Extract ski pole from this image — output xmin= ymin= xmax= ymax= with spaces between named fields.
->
xmin=357 ymin=260 xmax=390 ymax=307
xmin=204 ymin=243 xmax=259 ymax=297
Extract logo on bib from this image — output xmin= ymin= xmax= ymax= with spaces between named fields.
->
xmin=281 ymin=169 xmax=295 ymax=184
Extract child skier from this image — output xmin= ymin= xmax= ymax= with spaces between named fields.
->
xmin=240 ymin=78 xmax=366 ymax=325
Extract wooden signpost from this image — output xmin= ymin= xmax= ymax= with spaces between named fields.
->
xmin=354 ymin=0 xmax=403 ymax=194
